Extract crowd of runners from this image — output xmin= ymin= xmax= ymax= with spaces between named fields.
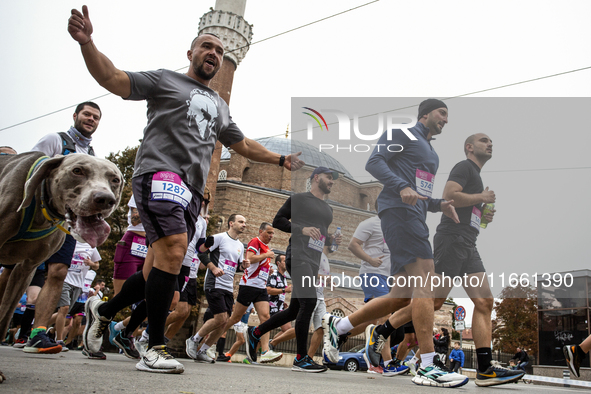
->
xmin=1 ymin=5 xmax=590 ymax=389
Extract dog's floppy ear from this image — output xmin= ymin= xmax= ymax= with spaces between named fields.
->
xmin=18 ymin=156 xmax=66 ymax=212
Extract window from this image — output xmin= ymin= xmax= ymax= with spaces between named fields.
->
xmin=331 ymin=308 xmax=345 ymax=318
xmin=306 ymin=178 xmax=311 ymax=192
xmin=218 ymin=170 xmax=227 ymax=181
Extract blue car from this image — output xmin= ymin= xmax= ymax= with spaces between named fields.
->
xmin=324 ymin=344 xmax=416 ymax=373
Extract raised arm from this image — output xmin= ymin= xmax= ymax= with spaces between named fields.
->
xmin=229 ymin=137 xmax=304 ymax=171
xmin=68 ymin=6 xmax=131 ymax=98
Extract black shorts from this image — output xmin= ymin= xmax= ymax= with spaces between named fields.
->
xmin=236 ymin=286 xmax=269 ymax=307
xmin=203 ymin=308 xmax=214 ymax=323
xmin=205 ymin=288 xmax=233 ymax=315
xmin=132 ymin=173 xmax=201 ymax=246
xmin=434 ymin=232 xmax=485 ymax=278
xmin=177 ymin=266 xmax=197 ymax=306
xmin=380 ymin=208 xmax=433 ymax=275
xmin=403 ymin=321 xmax=415 ymax=334
xmin=45 ymin=234 xmax=77 ymax=267
xmin=29 ymin=266 xmax=46 ymax=288
xmin=68 ymin=301 xmax=85 ymax=317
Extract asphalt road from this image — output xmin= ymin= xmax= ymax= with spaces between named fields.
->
xmin=0 ymin=346 xmax=588 ymax=393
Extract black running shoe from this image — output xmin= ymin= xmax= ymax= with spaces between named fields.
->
xmin=23 ymin=331 xmax=62 ymax=354
xmin=292 ymin=355 xmax=327 ymax=373
xmin=564 ymin=344 xmax=586 ymax=378
xmin=82 ymin=349 xmax=107 ymax=360
xmin=245 ymin=327 xmax=260 ymax=363
xmin=112 ymin=331 xmax=140 ymax=359
xmin=475 ymin=361 xmax=525 ymax=387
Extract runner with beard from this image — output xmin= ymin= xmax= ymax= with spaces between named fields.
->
xmin=245 ymin=167 xmax=341 ymax=373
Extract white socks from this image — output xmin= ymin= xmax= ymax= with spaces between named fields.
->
xmin=114 ymin=321 xmax=125 ymax=332
xmin=422 ymin=352 xmax=435 ymax=367
xmin=336 ymin=317 xmax=354 ymax=335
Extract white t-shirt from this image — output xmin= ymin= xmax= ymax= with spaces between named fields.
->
xmin=76 ymin=270 xmax=97 ymax=303
xmin=352 ymin=216 xmax=391 ymax=276
xmin=183 ymin=215 xmax=207 ymax=279
xmin=203 ymin=232 xmax=244 ymax=292
xmin=65 ymin=242 xmax=101 ymax=289
xmin=126 ymin=194 xmax=145 ymax=233
xmin=30 ymin=133 xmax=92 ymax=157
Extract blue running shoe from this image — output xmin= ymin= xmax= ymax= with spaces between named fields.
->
xmin=383 ymin=359 xmax=410 ymax=377
xmin=108 ymin=322 xmax=119 ymax=346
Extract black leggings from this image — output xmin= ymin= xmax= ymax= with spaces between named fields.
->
xmin=258 ymin=261 xmax=317 ymax=357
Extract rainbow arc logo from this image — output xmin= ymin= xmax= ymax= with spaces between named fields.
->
xmin=302 ymin=107 xmax=329 ymax=131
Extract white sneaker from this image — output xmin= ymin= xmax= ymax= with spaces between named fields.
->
xmin=195 ymin=350 xmax=215 ymax=363
xmin=134 ymin=337 xmax=148 ymax=358
xmin=185 ymin=338 xmax=198 ymax=360
xmin=411 ymin=360 xmax=469 ymax=388
xmin=405 ymin=360 xmax=419 ymax=376
xmin=83 ymin=296 xmax=111 ymax=353
xmin=321 ymin=313 xmax=341 ymax=363
xmin=135 ymin=345 xmax=184 ymax=374
xmin=260 ymin=349 xmax=283 ymax=363
xmin=57 ymin=340 xmax=68 ymax=352
xmin=206 ymin=345 xmax=217 ymax=360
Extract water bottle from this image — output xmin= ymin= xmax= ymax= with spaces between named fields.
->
xmin=480 ymin=204 xmax=495 ymax=229
xmin=330 ymin=227 xmax=341 ymax=252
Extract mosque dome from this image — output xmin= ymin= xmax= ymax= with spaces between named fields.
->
xmin=221 ymin=136 xmax=352 ymax=179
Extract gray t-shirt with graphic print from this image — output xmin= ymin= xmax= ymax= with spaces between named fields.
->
xmin=125 ymin=69 xmax=245 ymax=193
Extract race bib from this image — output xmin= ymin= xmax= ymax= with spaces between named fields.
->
xmin=130 ymin=235 xmax=147 ymax=258
xmin=416 ymin=169 xmax=435 ymax=197
xmin=224 ymin=259 xmax=238 ymax=275
xmin=470 ymin=206 xmax=482 ymax=230
xmin=258 ymin=265 xmax=270 ymax=282
xmin=151 ymin=171 xmax=193 ymax=209
xmin=70 ymin=253 xmax=85 ymax=273
xmin=279 ymin=293 xmax=286 ymax=302
xmin=308 ymin=235 xmax=326 ymax=252
xmin=190 ymin=257 xmax=199 ymax=279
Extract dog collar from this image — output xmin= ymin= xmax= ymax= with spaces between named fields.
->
xmin=40 ymin=179 xmax=69 ymax=235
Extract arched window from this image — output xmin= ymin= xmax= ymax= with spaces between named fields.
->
xmin=306 ymin=178 xmax=312 ymax=192
xmin=331 ymin=308 xmax=345 ymax=318
xmin=218 ymin=170 xmax=227 ymax=181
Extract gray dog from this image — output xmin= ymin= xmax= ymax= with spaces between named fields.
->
xmin=0 ymin=151 xmax=123 ymax=371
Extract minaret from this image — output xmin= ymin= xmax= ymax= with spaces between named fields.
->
xmin=199 ymin=0 xmax=253 ymax=207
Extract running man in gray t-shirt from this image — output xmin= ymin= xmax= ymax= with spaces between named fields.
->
xmin=68 ymin=5 xmax=304 ymax=374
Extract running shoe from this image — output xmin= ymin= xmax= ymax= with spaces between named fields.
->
xmin=268 ymin=340 xmax=275 ymax=351
xmin=260 ymin=349 xmax=283 ymax=363
xmin=411 ymin=359 xmax=469 ymax=388
xmin=12 ymin=338 xmax=26 ymax=348
xmin=134 ymin=337 xmax=148 ymax=358
xmin=367 ymin=364 xmax=383 ymax=374
xmin=136 ymin=345 xmax=184 ymax=374
xmin=245 ymin=327 xmax=260 ymax=363
xmin=206 ymin=344 xmax=217 ymax=360
xmin=405 ymin=360 xmax=419 ymax=376
xmin=195 ymin=350 xmax=215 ymax=363
xmin=383 ymin=359 xmax=410 ymax=376
xmin=364 ymin=324 xmax=385 ymax=367
xmin=185 ymin=338 xmax=199 ymax=360
xmin=217 ymin=353 xmax=232 ymax=362
xmin=23 ymin=331 xmax=62 ymax=354
xmin=57 ymin=340 xmax=68 ymax=352
xmin=292 ymin=355 xmax=328 ymax=373
xmin=321 ymin=313 xmax=341 ymax=363
xmin=564 ymin=344 xmax=586 ymax=379
xmin=83 ymin=296 xmax=111 ymax=353
xmin=475 ymin=360 xmax=525 ymax=387
xmin=112 ymin=331 xmax=140 ymax=359
xmin=108 ymin=322 xmax=119 ymax=346
xmin=82 ymin=348 xmax=107 ymax=359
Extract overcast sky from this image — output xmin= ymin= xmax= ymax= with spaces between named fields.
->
xmin=2 ymin=0 xmax=590 ymax=324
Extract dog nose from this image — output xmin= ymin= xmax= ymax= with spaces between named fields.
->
xmin=93 ymin=191 xmax=116 ymax=208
